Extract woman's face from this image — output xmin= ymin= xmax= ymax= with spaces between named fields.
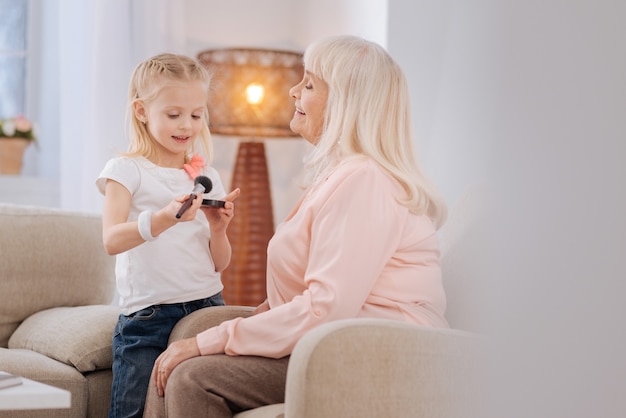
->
xmin=289 ymin=70 xmax=328 ymax=145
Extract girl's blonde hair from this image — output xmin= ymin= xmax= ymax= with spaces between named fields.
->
xmin=125 ymin=53 xmax=213 ymax=164
xmin=303 ymin=35 xmax=447 ymax=228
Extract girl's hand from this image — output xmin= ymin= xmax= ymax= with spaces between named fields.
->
xmin=152 ymin=337 xmax=201 ymax=397
xmin=168 ymin=192 xmax=203 ymax=222
xmin=201 ymin=188 xmax=241 ymax=232
xmin=132 ymin=194 xmax=202 ymax=243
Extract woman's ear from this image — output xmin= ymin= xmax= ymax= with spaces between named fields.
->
xmin=133 ymin=101 xmax=147 ymax=123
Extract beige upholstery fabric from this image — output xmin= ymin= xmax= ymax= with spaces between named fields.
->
xmin=234 ymin=403 xmax=285 ymax=418
xmin=9 ymin=305 xmax=120 ymax=372
xmin=0 ymin=204 xmax=115 ymax=347
xmin=85 ymin=369 xmax=114 ymax=418
xmin=168 ymin=305 xmax=254 ymax=343
xmin=285 ymin=319 xmax=483 ymax=418
xmin=0 ymin=348 xmax=88 ymax=418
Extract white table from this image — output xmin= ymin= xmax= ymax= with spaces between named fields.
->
xmin=0 ymin=374 xmax=71 ymax=410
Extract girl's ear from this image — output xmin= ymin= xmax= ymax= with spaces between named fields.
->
xmin=133 ymin=101 xmax=147 ymax=123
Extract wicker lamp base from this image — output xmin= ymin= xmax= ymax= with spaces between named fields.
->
xmin=221 ymin=141 xmax=274 ymax=307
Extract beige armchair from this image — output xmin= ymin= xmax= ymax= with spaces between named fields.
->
xmin=168 ymin=306 xmax=482 ymax=418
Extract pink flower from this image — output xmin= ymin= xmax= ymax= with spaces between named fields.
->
xmin=13 ymin=115 xmax=32 ymax=132
xmin=183 ymin=154 xmax=206 ymax=180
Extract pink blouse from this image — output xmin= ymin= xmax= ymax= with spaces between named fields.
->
xmin=196 ymin=157 xmax=448 ymax=358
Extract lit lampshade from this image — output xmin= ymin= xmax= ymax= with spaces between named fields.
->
xmin=197 ymin=48 xmax=303 ymax=307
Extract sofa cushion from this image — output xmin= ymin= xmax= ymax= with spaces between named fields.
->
xmin=234 ymin=404 xmax=285 ymax=418
xmin=0 ymin=347 xmax=89 ymax=418
xmin=0 ymin=204 xmax=116 ymax=347
xmin=85 ymin=370 xmax=114 ymax=418
xmin=8 ymin=305 xmax=120 ymax=372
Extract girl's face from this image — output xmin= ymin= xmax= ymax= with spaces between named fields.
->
xmin=289 ymin=70 xmax=328 ymax=145
xmin=135 ymin=79 xmax=207 ymax=167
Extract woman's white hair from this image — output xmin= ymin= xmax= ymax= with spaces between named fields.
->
xmin=304 ymin=35 xmax=447 ymax=228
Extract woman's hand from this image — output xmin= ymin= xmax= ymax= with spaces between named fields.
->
xmin=252 ymin=299 xmax=270 ymax=315
xmin=152 ymin=337 xmax=201 ymax=396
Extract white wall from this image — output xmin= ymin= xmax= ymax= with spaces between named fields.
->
xmin=184 ymin=0 xmax=387 ymax=53
xmin=388 ymin=0 xmax=492 ymax=209
xmin=484 ymin=3 xmax=626 ymax=416
xmin=389 ymin=1 xmax=626 ymax=416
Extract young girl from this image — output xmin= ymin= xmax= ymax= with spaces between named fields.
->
xmin=96 ymin=53 xmax=239 ymax=418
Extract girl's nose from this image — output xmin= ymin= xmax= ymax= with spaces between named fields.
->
xmin=180 ymin=116 xmax=192 ymax=129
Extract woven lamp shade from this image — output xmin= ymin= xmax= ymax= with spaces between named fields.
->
xmin=198 ymin=48 xmax=303 ymax=307
xmin=198 ymin=48 xmax=303 ymax=138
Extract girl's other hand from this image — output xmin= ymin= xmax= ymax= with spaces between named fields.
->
xmin=202 ymin=188 xmax=240 ymax=231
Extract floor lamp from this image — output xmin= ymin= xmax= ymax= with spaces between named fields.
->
xmin=197 ymin=48 xmax=303 ymax=307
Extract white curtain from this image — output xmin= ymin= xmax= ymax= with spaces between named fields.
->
xmin=57 ymin=0 xmax=185 ymax=213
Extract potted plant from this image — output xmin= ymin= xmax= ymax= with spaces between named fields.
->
xmin=0 ymin=115 xmax=37 ymax=175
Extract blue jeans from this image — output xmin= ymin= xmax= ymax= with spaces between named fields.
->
xmin=108 ymin=292 xmax=225 ymax=418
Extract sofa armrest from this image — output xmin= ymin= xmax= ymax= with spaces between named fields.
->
xmin=168 ymin=305 xmax=255 ymax=344
xmin=284 ymin=319 xmax=484 ymax=418
xmin=8 ymin=305 xmax=121 ymax=372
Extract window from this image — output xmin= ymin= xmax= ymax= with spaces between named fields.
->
xmin=0 ymin=0 xmax=29 ymax=119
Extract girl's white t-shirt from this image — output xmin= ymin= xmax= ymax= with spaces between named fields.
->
xmin=96 ymin=156 xmax=226 ymax=315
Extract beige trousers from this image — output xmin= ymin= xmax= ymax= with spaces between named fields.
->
xmin=143 ymin=354 xmax=290 ymax=418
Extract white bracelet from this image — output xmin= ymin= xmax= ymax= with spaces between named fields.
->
xmin=137 ymin=210 xmax=157 ymax=241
